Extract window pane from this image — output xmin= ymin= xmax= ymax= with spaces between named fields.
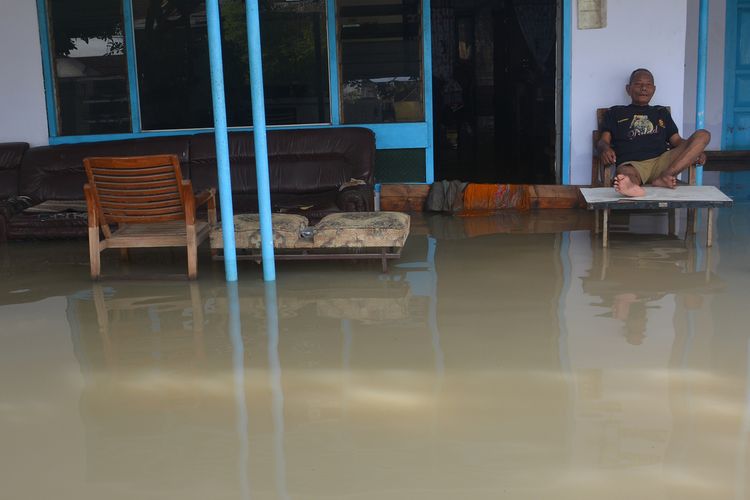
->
xmin=132 ymin=1 xmax=212 ymax=129
xmin=133 ymin=0 xmax=330 ymax=130
xmin=48 ymin=0 xmax=131 ymax=135
xmin=338 ymin=0 xmax=423 ymax=123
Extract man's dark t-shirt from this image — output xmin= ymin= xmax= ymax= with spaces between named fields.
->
xmin=601 ymin=105 xmax=678 ymax=164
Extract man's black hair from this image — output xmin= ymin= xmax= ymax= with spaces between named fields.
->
xmin=629 ymin=68 xmax=654 ymax=84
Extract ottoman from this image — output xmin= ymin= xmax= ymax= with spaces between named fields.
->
xmin=210 ymin=211 xmax=410 ymax=272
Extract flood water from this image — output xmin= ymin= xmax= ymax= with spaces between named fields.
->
xmin=1 ymin=207 xmax=749 ymax=500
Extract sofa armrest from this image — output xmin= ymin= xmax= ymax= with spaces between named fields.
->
xmin=0 ymin=196 xmax=33 ymax=220
xmin=336 ymin=185 xmax=374 ymax=212
xmin=0 ymin=196 xmax=34 ymax=242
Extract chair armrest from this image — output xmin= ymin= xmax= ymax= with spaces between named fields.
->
xmin=192 ymin=186 xmax=217 ymax=224
xmin=195 ymin=187 xmax=216 ymax=208
xmin=181 ymin=181 xmax=217 ymax=225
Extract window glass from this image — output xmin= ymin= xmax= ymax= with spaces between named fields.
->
xmin=338 ymin=0 xmax=423 ymax=123
xmin=48 ymin=0 xmax=131 ymax=135
xmin=133 ymin=0 xmax=330 ymax=130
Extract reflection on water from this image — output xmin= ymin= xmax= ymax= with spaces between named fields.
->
xmin=1 ymin=208 xmax=750 ymax=499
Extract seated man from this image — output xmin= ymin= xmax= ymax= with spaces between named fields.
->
xmin=597 ymin=68 xmax=710 ymax=197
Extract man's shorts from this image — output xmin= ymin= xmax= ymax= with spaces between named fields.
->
xmin=618 ymin=149 xmax=676 ymax=184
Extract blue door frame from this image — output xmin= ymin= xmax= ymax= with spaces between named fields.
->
xmin=723 ymin=0 xmax=750 ymax=149
xmin=722 ymin=0 xmax=750 ymax=199
xmin=36 ymin=0 xmax=573 ymax=185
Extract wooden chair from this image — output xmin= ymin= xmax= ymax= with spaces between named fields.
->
xmin=83 ymin=155 xmax=216 ymax=280
xmin=591 ymin=107 xmax=698 ymax=235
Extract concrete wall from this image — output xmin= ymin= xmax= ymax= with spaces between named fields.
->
xmin=569 ymin=0 xmax=689 ymax=185
xmin=0 ymin=2 xmax=49 ymax=146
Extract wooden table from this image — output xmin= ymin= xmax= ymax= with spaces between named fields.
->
xmin=579 ymin=186 xmax=733 ymax=247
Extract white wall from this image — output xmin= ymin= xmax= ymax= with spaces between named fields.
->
xmin=0 ymin=2 xmax=49 ymax=146
xmin=570 ymin=0 xmax=688 ymax=185
xmin=683 ymin=0 xmax=726 ymax=149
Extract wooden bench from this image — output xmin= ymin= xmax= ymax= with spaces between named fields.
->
xmin=210 ymin=212 xmax=410 ymax=272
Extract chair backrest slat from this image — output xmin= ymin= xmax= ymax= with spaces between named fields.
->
xmin=98 ymin=193 xmax=182 ymax=204
xmin=84 ymin=155 xmax=186 ymax=225
xmin=96 ymin=186 xmax=178 ymax=197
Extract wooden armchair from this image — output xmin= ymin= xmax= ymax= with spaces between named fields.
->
xmin=83 ymin=155 xmax=216 ymax=280
xmin=591 ymin=107 xmax=697 ymax=186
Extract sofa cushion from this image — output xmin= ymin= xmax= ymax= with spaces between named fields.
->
xmin=210 ymin=213 xmax=309 ymax=249
xmin=313 ymin=212 xmax=410 ymax=248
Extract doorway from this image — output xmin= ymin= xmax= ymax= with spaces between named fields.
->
xmin=431 ymin=0 xmax=560 ymax=184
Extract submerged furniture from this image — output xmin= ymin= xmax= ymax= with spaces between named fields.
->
xmin=83 ymin=155 xmax=216 ymax=279
xmin=579 ymin=186 xmax=733 ymax=247
xmin=0 ymin=128 xmax=374 ymax=241
xmin=210 ymin=211 xmax=410 ymax=272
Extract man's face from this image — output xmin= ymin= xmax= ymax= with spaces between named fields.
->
xmin=626 ymin=72 xmax=656 ymax=106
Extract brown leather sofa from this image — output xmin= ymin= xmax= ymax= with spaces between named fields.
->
xmin=0 ymin=128 xmax=375 ymax=241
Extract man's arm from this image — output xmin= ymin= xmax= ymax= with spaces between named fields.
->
xmin=597 ymin=131 xmax=617 ymax=165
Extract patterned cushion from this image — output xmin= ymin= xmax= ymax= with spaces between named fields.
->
xmin=210 ymin=213 xmax=309 ymax=249
xmin=313 ymin=212 xmax=410 ymax=248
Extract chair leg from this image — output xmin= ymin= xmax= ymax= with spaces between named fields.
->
xmin=88 ymin=228 xmax=101 ymax=279
xmin=668 ymin=209 xmax=676 ymax=236
xmin=186 ymin=225 xmax=198 ymax=280
xmin=602 ymin=209 xmax=609 ymax=248
xmin=594 ymin=209 xmax=601 ymax=234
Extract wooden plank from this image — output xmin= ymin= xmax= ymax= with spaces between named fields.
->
xmin=381 ymin=197 xmax=426 ymax=211
xmin=532 ymin=184 xmax=580 ymax=198
xmin=380 ymin=184 xmax=430 ymax=197
xmin=380 ymin=183 xmax=429 ymax=211
xmin=704 ymin=150 xmax=750 ymax=171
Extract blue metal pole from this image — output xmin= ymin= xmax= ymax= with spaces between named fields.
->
xmin=561 ymin=0 xmax=572 ymax=185
xmin=246 ymin=0 xmax=276 ymax=281
xmin=423 ymin=0 xmax=435 ymax=184
xmin=326 ymin=0 xmax=341 ymax=125
xmin=695 ymin=0 xmax=709 ymax=186
xmin=206 ymin=0 xmax=238 ymax=281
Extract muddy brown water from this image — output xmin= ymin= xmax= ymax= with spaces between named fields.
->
xmin=1 ymin=208 xmax=749 ymax=499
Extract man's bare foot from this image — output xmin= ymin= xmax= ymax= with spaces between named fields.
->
xmin=614 ymin=174 xmax=646 ymax=197
xmin=652 ymin=174 xmax=677 ymax=189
